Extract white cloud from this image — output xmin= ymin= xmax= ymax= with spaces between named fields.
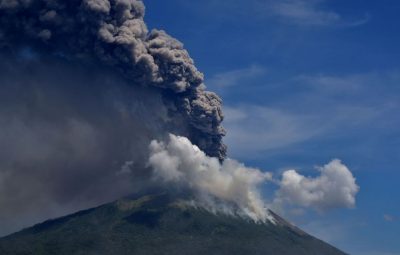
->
xmin=207 ymin=65 xmax=266 ymax=88
xmin=275 ymin=159 xmax=359 ymax=211
xmin=147 ymin=135 xmax=360 ymax=220
xmin=271 ymin=0 xmax=340 ymax=26
xmin=182 ymin=0 xmax=369 ymax=28
xmin=383 ymin=214 xmax=395 ymax=222
xmin=268 ymin=0 xmax=369 ymax=27
xmin=223 ymin=105 xmax=323 ymax=157
xmin=148 ymin=134 xmax=274 ymax=222
xmin=294 ymin=73 xmax=363 ymax=93
xmin=220 ymin=70 xmax=400 ymax=158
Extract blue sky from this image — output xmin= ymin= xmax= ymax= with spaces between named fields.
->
xmin=144 ymin=1 xmax=400 ymax=254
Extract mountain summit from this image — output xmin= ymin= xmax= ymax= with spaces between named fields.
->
xmin=0 ymin=193 xmax=347 ymax=255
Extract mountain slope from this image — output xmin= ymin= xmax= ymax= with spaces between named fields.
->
xmin=0 ymin=194 xmax=347 ymax=255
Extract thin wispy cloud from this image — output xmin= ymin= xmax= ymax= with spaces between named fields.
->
xmin=223 ymin=104 xmax=381 ymax=158
xmin=220 ymin=68 xmax=400 ymax=158
xmin=207 ymin=65 xmax=266 ymax=88
xmin=291 ymin=71 xmax=400 ymax=112
xmin=271 ymin=0 xmax=340 ymax=26
xmin=383 ymin=214 xmax=395 ymax=222
xmin=223 ymin=105 xmax=323 ymax=158
xmin=294 ymin=74 xmax=363 ymax=93
xmin=183 ymin=0 xmax=370 ymax=28
xmin=268 ymin=0 xmax=370 ymax=27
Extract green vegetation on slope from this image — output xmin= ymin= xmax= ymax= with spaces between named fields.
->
xmin=0 ymin=194 xmax=347 ymax=255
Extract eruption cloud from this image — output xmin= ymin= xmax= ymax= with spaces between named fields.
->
xmin=0 ymin=0 xmax=225 ymax=235
xmin=147 ymin=135 xmax=359 ymax=220
xmin=0 ymin=0 xmax=359 ymax=236
xmin=148 ymin=134 xmax=274 ymax=222
xmin=0 ymin=0 xmax=226 ymax=159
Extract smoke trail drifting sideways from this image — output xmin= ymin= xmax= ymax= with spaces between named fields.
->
xmin=148 ymin=134 xmax=274 ymax=222
xmin=147 ymin=135 xmax=360 ymax=221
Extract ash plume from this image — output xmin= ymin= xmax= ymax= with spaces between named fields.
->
xmin=0 ymin=0 xmax=359 ymax=237
xmin=0 ymin=0 xmax=225 ymax=236
xmin=0 ymin=0 xmax=226 ymax=159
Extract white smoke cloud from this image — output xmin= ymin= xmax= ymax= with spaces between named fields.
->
xmin=147 ymin=135 xmax=360 ymax=220
xmin=148 ymin=134 xmax=274 ymax=222
xmin=275 ymin=159 xmax=359 ymax=211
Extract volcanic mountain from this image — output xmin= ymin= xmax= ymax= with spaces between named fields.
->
xmin=0 ymin=193 xmax=347 ymax=255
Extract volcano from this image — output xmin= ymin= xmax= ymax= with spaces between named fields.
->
xmin=0 ymin=193 xmax=347 ymax=255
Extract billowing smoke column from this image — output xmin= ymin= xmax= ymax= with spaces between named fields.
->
xmin=0 ymin=0 xmax=359 ymax=237
xmin=0 ymin=0 xmax=226 ymax=236
xmin=0 ymin=0 xmax=226 ymax=159
xmin=148 ymin=134 xmax=275 ymax=223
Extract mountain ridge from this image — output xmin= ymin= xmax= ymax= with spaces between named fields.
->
xmin=0 ymin=193 xmax=348 ymax=255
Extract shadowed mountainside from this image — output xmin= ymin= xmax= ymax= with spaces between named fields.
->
xmin=0 ymin=193 xmax=347 ymax=255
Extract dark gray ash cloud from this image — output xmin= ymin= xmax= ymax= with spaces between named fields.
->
xmin=0 ymin=0 xmax=360 ymax=237
xmin=0 ymin=0 xmax=225 ymax=159
xmin=0 ymin=0 xmax=225 ymax=236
